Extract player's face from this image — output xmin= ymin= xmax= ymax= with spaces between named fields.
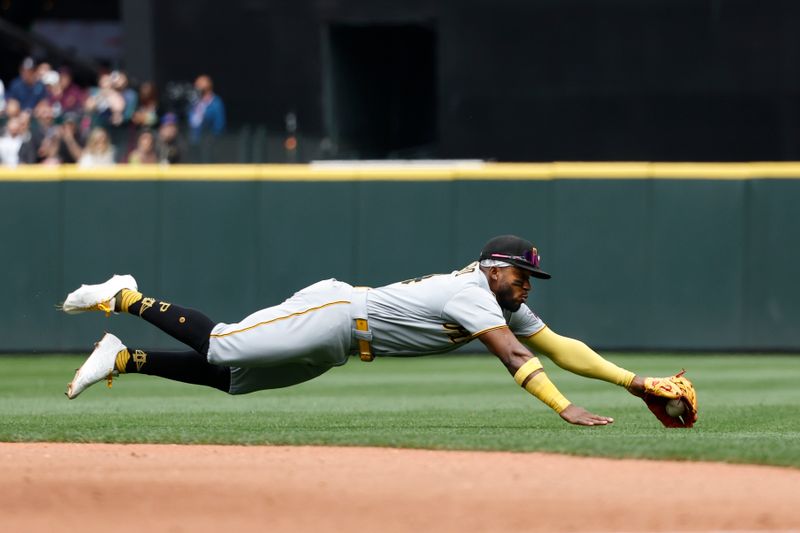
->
xmin=493 ymin=267 xmax=532 ymax=311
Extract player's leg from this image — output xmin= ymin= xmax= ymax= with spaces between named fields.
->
xmin=227 ymin=364 xmax=333 ymax=394
xmin=116 ymin=345 xmax=230 ymax=391
xmin=64 ymin=276 xmax=355 ymax=398
xmin=66 ymin=332 xmax=231 ymax=399
xmin=206 ymin=279 xmax=354 ymax=369
xmin=62 ymin=274 xmax=215 ymax=354
xmin=115 ymin=288 xmax=214 ymax=355
xmin=205 ymin=279 xmax=355 ymax=395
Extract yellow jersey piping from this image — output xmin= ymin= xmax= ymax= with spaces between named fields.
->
xmin=471 ymin=324 xmax=510 ymax=338
xmin=210 ymin=300 xmax=351 ymax=338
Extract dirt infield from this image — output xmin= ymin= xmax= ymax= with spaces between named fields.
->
xmin=2 ymin=443 xmax=799 ymax=533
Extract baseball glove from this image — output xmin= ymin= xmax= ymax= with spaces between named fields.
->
xmin=641 ymin=370 xmax=698 ymax=428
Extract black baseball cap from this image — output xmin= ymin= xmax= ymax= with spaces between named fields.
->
xmin=479 ymin=235 xmax=551 ymax=279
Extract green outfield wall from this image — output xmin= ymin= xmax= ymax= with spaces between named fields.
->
xmin=1 ymin=163 xmax=798 ymax=352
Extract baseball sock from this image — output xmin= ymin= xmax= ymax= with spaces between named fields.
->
xmin=115 ymin=289 xmax=215 ymax=355
xmin=115 ymin=347 xmax=231 ymax=392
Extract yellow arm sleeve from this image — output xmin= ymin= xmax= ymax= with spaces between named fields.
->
xmin=512 ymin=358 xmax=571 ymax=413
xmin=523 ymin=327 xmax=635 ymax=388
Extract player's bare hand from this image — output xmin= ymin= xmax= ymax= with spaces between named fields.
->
xmin=559 ymin=405 xmax=614 ymax=426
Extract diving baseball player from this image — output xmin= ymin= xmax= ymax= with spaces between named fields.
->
xmin=61 ymin=235 xmax=698 ymax=427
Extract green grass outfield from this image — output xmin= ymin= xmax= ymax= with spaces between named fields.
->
xmin=1 ymin=353 xmax=799 ymax=467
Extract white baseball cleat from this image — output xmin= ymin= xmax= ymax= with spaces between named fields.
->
xmin=61 ymin=274 xmax=138 ymax=315
xmin=66 ymin=333 xmax=126 ymax=399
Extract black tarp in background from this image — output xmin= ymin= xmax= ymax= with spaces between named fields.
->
xmin=3 ymin=0 xmax=800 ymax=161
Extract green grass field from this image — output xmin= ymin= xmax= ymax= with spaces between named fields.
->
xmin=1 ymin=353 xmax=798 ymax=467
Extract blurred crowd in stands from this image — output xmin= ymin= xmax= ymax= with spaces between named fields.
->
xmin=0 ymin=57 xmax=226 ymax=168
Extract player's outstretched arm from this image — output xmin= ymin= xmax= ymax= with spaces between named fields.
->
xmin=478 ymin=327 xmax=614 ymax=426
xmin=523 ymin=328 xmax=699 ymax=427
xmin=523 ymin=327 xmax=638 ymax=389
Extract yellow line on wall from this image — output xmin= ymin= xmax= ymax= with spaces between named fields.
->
xmin=3 ymin=162 xmax=800 ymax=182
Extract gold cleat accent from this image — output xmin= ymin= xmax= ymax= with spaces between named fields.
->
xmin=94 ymin=300 xmax=113 ymax=317
xmin=61 ymin=275 xmax=138 ymax=316
xmin=66 ymin=333 xmax=124 ymax=399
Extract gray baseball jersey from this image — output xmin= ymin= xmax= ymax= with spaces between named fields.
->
xmin=368 ymin=261 xmax=545 ymax=356
xmin=207 ymin=262 xmax=545 ymax=394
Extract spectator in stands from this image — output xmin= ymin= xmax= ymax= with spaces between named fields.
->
xmin=5 ymin=97 xmax=20 ymax=116
xmin=44 ymin=72 xmax=63 ymax=117
xmin=1 ymin=99 xmax=22 ymax=138
xmin=0 ymin=117 xmax=25 ymax=167
xmin=156 ymin=112 xmax=185 ymax=164
xmin=1 ymin=99 xmax=21 ymax=133
xmin=132 ymin=81 xmax=159 ymax=130
xmin=16 ymin=112 xmax=38 ymax=164
xmin=37 ymin=129 xmax=62 ymax=166
xmin=41 ymin=69 xmax=61 ymax=118
xmin=78 ymin=127 xmax=115 ymax=167
xmin=110 ymin=70 xmax=140 ymax=159
xmin=29 ymin=99 xmax=58 ymax=162
xmin=0 ymin=79 xmax=5 ymax=115
xmin=36 ymin=62 xmax=53 ymax=82
xmin=111 ymin=70 xmax=138 ymax=125
xmin=3 ymin=98 xmax=21 ymax=120
xmin=85 ymin=73 xmax=126 ymax=128
xmin=56 ymin=113 xmax=85 ymax=164
xmin=128 ymin=130 xmax=158 ymax=164
xmin=188 ymin=74 xmax=225 ymax=143
xmin=7 ymin=57 xmax=46 ymax=111
xmin=32 ymin=97 xmax=55 ymax=130
xmin=48 ymin=67 xmax=86 ymax=116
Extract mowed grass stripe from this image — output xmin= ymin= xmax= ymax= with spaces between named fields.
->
xmin=0 ymin=354 xmax=798 ymax=467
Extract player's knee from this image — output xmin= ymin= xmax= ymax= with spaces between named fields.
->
xmin=211 ymin=366 xmax=231 ymax=393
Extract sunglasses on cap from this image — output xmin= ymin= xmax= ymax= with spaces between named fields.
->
xmin=488 ymin=248 xmax=541 ymax=268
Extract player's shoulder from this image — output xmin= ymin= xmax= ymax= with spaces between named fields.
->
xmin=377 ymin=262 xmax=487 ymax=296
xmin=441 ymin=262 xmax=499 ymax=302
xmin=444 ymin=262 xmax=488 ymax=289
xmin=507 ymin=302 xmax=541 ymax=321
xmin=451 ymin=261 xmax=482 ymax=280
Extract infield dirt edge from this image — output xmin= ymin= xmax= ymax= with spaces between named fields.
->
xmin=2 ymin=442 xmax=799 ymax=532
